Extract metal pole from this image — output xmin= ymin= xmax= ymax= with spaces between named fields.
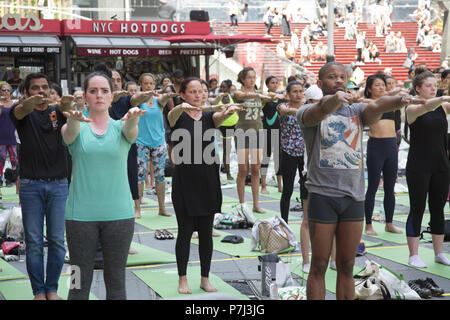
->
xmin=327 ymin=0 xmax=335 ymax=57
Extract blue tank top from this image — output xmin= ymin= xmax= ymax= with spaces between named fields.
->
xmin=136 ymin=97 xmax=165 ymax=147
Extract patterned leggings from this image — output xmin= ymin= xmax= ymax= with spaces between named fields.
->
xmin=136 ymin=142 xmax=167 ymax=184
xmin=0 ymin=145 xmax=18 ymax=182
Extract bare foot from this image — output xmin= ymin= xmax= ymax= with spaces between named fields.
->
xmin=260 ymin=187 xmax=269 ymax=194
xmin=158 ymin=210 xmax=172 ymax=217
xmin=135 ymin=210 xmax=141 ymax=219
xmin=253 ymin=207 xmax=266 ymax=214
xmin=365 ymin=225 xmax=378 ymax=236
xmin=385 ymin=224 xmax=403 ymax=234
xmin=33 ymin=293 xmax=47 ymax=300
xmin=192 ymin=231 xmax=199 ymax=239
xmin=212 ymin=230 xmax=220 ymax=237
xmin=200 ymin=277 xmax=217 ymax=292
xmin=227 ymin=175 xmax=234 ymax=181
xmin=129 ymin=247 xmax=138 ymax=255
xmin=140 ymin=199 xmax=148 ymax=205
xmin=178 ymin=276 xmax=192 ymax=294
xmin=46 ymin=292 xmax=63 ymax=300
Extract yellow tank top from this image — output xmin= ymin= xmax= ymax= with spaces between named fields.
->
xmin=219 ymin=94 xmax=238 ymax=127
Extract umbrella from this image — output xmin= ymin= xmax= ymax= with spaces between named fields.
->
xmin=160 ymin=34 xmax=274 ymax=47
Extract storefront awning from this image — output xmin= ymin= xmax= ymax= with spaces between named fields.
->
xmin=160 ymin=34 xmax=274 ymax=47
xmin=72 ymin=36 xmax=215 ymax=57
xmin=0 ymin=35 xmax=61 ymax=53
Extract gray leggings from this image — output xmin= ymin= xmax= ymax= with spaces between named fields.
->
xmin=66 ymin=218 xmax=134 ymax=300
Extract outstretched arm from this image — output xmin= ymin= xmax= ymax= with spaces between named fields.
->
xmin=61 ymin=110 xmax=92 ymax=145
xmin=405 ymin=95 xmax=450 ymax=124
xmin=121 ymin=107 xmax=147 ymax=143
xmin=362 ymin=95 xmax=426 ymax=126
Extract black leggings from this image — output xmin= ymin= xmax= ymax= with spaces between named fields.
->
xmin=364 ymin=137 xmax=398 ymax=224
xmin=406 ymin=169 xmax=449 ymax=237
xmin=280 ymin=150 xmax=308 ymax=223
xmin=175 ymin=213 xmax=214 ymax=277
xmin=261 ymin=126 xmax=280 ymax=176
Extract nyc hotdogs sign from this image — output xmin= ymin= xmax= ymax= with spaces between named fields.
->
xmin=0 ymin=13 xmax=211 ymax=36
xmin=62 ymin=20 xmax=210 ymax=36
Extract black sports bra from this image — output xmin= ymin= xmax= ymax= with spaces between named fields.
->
xmin=381 ymin=111 xmax=395 ymax=120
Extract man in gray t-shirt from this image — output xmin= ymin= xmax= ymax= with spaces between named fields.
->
xmin=296 ymin=62 xmax=424 ymax=300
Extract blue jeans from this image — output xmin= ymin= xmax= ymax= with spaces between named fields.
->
xmin=20 ymin=178 xmax=68 ymax=296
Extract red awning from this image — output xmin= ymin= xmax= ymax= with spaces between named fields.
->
xmin=160 ymin=34 xmax=273 ymax=46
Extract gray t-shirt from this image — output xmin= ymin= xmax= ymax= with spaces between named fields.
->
xmin=297 ymin=102 xmax=367 ymax=201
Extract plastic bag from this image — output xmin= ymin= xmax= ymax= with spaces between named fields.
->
xmin=0 ymin=208 xmax=13 ymax=237
xmin=6 ymin=207 xmax=23 ymax=240
xmin=278 ymin=286 xmax=307 ymax=300
xmin=275 ymin=261 xmax=295 ymax=288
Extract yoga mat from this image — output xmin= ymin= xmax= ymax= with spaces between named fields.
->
xmin=127 ymin=242 xmax=176 ymax=267
xmin=363 ymin=221 xmax=408 ymax=244
xmin=0 ymin=186 xmax=19 ymax=201
xmin=367 ymin=245 xmax=450 ymax=279
xmin=0 ymin=259 xmax=27 ymax=281
xmin=133 ymin=266 xmax=249 ymax=300
xmin=287 ymin=256 xmax=361 ymax=294
xmin=255 ymin=185 xmax=282 ymax=200
xmin=136 ymin=211 xmax=178 ymax=230
xmin=0 ymin=276 xmax=98 ymax=300
xmin=393 ymin=213 xmax=450 ymax=227
xmin=191 ymin=230 xmax=295 ymax=258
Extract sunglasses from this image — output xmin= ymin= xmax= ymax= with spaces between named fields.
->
xmin=1 ymin=88 xmax=11 ymax=92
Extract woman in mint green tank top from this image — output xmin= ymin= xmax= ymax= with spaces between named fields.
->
xmin=61 ymin=72 xmax=146 ymax=300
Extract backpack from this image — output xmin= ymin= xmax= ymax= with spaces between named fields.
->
xmin=213 ymin=212 xmax=247 ymax=230
xmin=421 ymin=220 xmax=450 ymax=242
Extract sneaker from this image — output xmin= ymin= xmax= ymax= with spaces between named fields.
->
xmin=419 ymin=278 xmax=444 ymax=296
xmin=302 ymin=263 xmax=310 ymax=273
xmin=290 ymin=204 xmax=302 ymax=212
xmin=408 ymin=280 xmax=431 ymax=299
xmin=356 ymin=242 xmax=366 ymax=256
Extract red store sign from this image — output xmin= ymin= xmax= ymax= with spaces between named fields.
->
xmin=78 ymin=47 xmax=215 ymax=57
xmin=62 ymin=20 xmax=210 ymax=36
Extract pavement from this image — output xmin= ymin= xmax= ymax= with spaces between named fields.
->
xmin=0 ymin=132 xmax=449 ymax=303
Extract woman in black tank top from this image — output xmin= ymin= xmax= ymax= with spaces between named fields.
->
xmin=404 ymin=70 xmax=450 ymax=268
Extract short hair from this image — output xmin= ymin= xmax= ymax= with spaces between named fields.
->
xmin=265 ymin=76 xmax=278 ymax=86
xmin=441 ymin=69 xmax=450 ymax=80
xmin=318 ymin=62 xmax=344 ymax=81
xmin=124 ymin=81 xmax=137 ymax=91
xmin=364 ymin=73 xmax=386 ymax=98
xmin=24 ymin=72 xmax=49 ymax=94
xmin=138 ymin=73 xmax=155 ymax=84
xmin=83 ymin=71 xmax=113 ymax=93
xmin=93 ymin=62 xmax=112 ymax=78
xmin=286 ymin=81 xmax=303 ymax=93
xmin=179 ymin=77 xmax=202 ymax=95
xmin=237 ymin=67 xmax=255 ymax=85
xmin=50 ymin=82 xmax=62 ymax=98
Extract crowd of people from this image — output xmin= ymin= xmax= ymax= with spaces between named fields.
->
xmin=0 ymin=56 xmax=449 ymax=300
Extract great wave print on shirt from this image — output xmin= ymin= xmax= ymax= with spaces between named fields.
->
xmin=319 ymin=114 xmax=362 ymax=169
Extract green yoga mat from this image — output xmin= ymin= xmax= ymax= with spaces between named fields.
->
xmin=364 ymin=221 xmax=408 ymax=244
xmin=0 ymin=186 xmax=19 ymax=201
xmin=0 ymin=259 xmax=27 ymax=281
xmin=0 ymin=276 xmax=98 ymax=300
xmin=256 ymin=185 xmax=282 ymax=200
xmin=136 ymin=210 xmax=178 ymax=230
xmin=367 ymin=245 xmax=450 ymax=279
xmin=127 ymin=242 xmax=176 ymax=267
xmin=393 ymin=213 xmax=450 ymax=227
xmin=287 ymin=256 xmax=361 ymax=294
xmin=133 ymin=266 xmax=249 ymax=300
